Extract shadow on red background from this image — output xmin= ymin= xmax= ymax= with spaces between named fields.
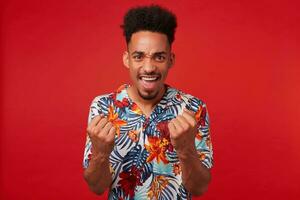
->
xmin=1 ymin=0 xmax=300 ymax=199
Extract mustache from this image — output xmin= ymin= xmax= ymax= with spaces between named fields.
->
xmin=139 ymin=72 xmax=161 ymax=77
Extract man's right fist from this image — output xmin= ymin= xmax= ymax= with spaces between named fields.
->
xmin=86 ymin=114 xmax=116 ymax=158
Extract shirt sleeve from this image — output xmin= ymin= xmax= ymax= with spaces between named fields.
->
xmin=194 ymin=103 xmax=213 ymax=169
xmin=82 ymin=96 xmax=102 ymax=169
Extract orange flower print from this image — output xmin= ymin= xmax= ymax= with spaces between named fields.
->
xmin=131 ymin=103 xmax=143 ymax=115
xmin=197 ymin=151 xmax=206 ymax=161
xmin=116 ymin=84 xmax=126 ymax=93
xmin=147 ymin=175 xmax=169 ymax=199
xmin=195 ymin=105 xmax=203 ymax=121
xmin=128 ymin=130 xmax=139 ymax=142
xmin=172 ymin=163 xmax=181 ymax=176
xmin=195 ymin=105 xmax=206 ymax=127
xmin=196 ymin=131 xmax=203 ymax=140
xmin=206 ymin=136 xmax=212 ymax=150
xmin=156 ymin=121 xmax=174 ymax=152
xmin=109 ymin=163 xmax=115 ymax=177
xmin=111 ymin=91 xmax=130 ymax=109
xmin=145 ymin=136 xmax=169 ymax=164
xmin=175 ymin=92 xmax=182 ymax=101
xmin=118 ymin=166 xmax=142 ymax=198
xmin=87 ymin=152 xmax=92 ymax=161
xmin=115 ymin=97 xmax=130 ymax=108
xmin=108 ymin=105 xmax=127 ymax=138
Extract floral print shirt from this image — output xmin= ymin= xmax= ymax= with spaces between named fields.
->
xmin=83 ymin=84 xmax=213 ymax=200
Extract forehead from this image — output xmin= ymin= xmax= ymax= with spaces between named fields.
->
xmin=128 ymin=31 xmax=170 ymax=53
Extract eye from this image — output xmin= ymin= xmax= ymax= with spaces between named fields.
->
xmin=154 ymin=54 xmax=166 ymax=62
xmin=132 ymin=54 xmax=144 ymax=62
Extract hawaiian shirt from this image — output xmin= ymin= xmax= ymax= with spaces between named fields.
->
xmin=83 ymin=84 xmax=213 ymax=200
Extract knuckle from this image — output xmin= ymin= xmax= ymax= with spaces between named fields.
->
xmin=190 ymin=119 xmax=197 ymax=126
xmin=177 ymin=127 xmax=183 ymax=133
xmin=100 ymin=129 xmax=108 ymax=136
xmin=169 ymin=132 xmax=175 ymax=139
xmin=167 ymin=123 xmax=172 ymax=129
xmin=171 ymin=133 xmax=179 ymax=140
xmin=181 ymin=122 xmax=188 ymax=129
xmin=104 ymin=137 xmax=113 ymax=143
xmin=183 ymin=125 xmax=189 ymax=131
xmin=96 ymin=134 xmax=105 ymax=141
xmin=109 ymin=137 xmax=115 ymax=143
xmin=91 ymin=127 xmax=97 ymax=134
xmin=107 ymin=122 xmax=113 ymax=127
xmin=102 ymin=117 xmax=108 ymax=123
xmin=86 ymin=127 xmax=91 ymax=133
xmin=91 ymin=116 xmax=99 ymax=123
xmin=191 ymin=120 xmax=197 ymax=127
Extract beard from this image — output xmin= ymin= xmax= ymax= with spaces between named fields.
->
xmin=137 ymin=89 xmax=160 ymax=100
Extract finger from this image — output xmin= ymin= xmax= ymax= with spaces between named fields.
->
xmin=176 ymin=115 xmax=190 ymax=130
xmin=168 ymin=121 xmax=178 ymax=138
xmin=87 ymin=115 xmax=103 ymax=135
xmin=95 ymin=117 xmax=109 ymax=131
xmin=182 ymin=111 xmax=197 ymax=127
xmin=89 ymin=115 xmax=102 ymax=127
xmin=168 ymin=121 xmax=176 ymax=133
xmin=183 ymin=108 xmax=195 ymax=116
xmin=107 ymin=126 xmax=116 ymax=141
xmin=171 ymin=118 xmax=184 ymax=131
xmin=101 ymin=121 xmax=114 ymax=135
xmin=177 ymin=115 xmax=189 ymax=125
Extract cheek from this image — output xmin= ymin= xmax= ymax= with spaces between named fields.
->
xmin=128 ymin=67 xmax=139 ymax=80
xmin=160 ymin=67 xmax=170 ymax=77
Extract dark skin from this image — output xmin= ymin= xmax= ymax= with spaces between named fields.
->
xmin=83 ymin=114 xmax=115 ymax=194
xmin=168 ymin=108 xmax=211 ymax=195
xmin=123 ymin=31 xmax=174 ymax=116
xmin=83 ymin=31 xmax=211 ymax=196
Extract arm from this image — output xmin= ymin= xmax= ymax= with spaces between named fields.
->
xmin=176 ymin=145 xmax=211 ymax=196
xmin=83 ymin=115 xmax=116 ymax=195
xmin=83 ymin=153 xmax=112 ymax=195
xmin=168 ymin=108 xmax=212 ymax=196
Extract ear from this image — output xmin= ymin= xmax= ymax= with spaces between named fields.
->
xmin=123 ymin=51 xmax=129 ymax=69
xmin=169 ymin=52 xmax=175 ymax=68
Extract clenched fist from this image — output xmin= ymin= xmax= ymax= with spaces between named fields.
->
xmin=168 ymin=109 xmax=198 ymax=155
xmin=86 ymin=114 xmax=116 ymax=158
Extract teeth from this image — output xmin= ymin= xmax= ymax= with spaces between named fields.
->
xmin=141 ymin=77 xmax=158 ymax=81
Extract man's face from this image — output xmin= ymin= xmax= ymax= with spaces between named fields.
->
xmin=123 ymin=31 xmax=175 ymax=101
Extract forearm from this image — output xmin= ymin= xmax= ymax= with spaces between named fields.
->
xmin=83 ymin=154 xmax=112 ymax=195
xmin=178 ymin=149 xmax=211 ymax=196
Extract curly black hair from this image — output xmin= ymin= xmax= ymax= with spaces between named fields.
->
xmin=121 ymin=5 xmax=177 ymax=45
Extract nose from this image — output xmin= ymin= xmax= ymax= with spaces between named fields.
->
xmin=143 ymin=57 xmax=156 ymax=73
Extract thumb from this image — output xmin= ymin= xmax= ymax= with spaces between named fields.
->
xmin=183 ymin=108 xmax=195 ymax=116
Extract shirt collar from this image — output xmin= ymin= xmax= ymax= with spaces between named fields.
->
xmin=115 ymin=83 xmax=171 ymax=111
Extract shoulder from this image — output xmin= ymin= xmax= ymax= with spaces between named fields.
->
xmin=166 ymin=86 xmax=208 ymax=112
xmin=89 ymin=84 xmax=129 ymax=111
xmin=90 ymin=93 xmax=114 ymax=106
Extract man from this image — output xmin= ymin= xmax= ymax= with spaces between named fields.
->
xmin=83 ymin=5 xmax=213 ymax=199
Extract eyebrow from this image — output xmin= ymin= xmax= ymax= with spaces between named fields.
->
xmin=131 ymin=51 xmax=167 ymax=55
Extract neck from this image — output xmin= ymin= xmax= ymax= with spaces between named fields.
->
xmin=127 ymin=85 xmax=166 ymax=116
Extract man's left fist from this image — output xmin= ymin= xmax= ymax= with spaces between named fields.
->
xmin=168 ymin=108 xmax=198 ymax=154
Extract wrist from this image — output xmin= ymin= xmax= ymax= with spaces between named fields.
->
xmin=176 ymin=147 xmax=198 ymax=160
xmin=91 ymin=152 xmax=110 ymax=163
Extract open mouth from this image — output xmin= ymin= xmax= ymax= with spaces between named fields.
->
xmin=139 ymin=75 xmax=160 ymax=81
xmin=139 ymin=75 xmax=161 ymax=90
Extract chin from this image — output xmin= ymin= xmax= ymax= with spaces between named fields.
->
xmin=138 ymin=89 xmax=159 ymax=100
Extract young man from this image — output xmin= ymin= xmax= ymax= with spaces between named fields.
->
xmin=83 ymin=5 xmax=213 ymax=199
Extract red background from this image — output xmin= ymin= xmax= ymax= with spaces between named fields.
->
xmin=1 ymin=0 xmax=300 ymax=199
